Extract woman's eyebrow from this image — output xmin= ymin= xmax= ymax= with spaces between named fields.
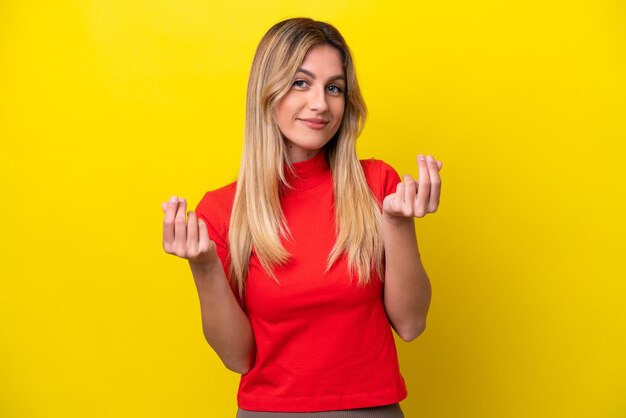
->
xmin=296 ymin=67 xmax=346 ymax=82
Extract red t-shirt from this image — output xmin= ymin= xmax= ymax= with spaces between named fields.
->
xmin=195 ymin=152 xmax=406 ymax=412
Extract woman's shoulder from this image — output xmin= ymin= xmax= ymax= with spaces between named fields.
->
xmin=199 ymin=180 xmax=237 ymax=199
xmin=360 ymin=157 xmax=401 ymax=184
xmin=359 ymin=157 xmax=402 ymax=201
xmin=360 ymin=157 xmax=397 ymax=176
xmin=195 ymin=181 xmax=237 ymax=222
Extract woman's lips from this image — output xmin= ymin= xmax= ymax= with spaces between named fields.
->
xmin=298 ymin=118 xmax=328 ymax=130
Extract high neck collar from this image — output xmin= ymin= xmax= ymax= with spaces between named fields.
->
xmin=285 ymin=151 xmax=328 ymax=177
xmin=282 ymin=151 xmax=331 ymax=194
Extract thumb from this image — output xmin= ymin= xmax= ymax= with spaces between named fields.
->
xmin=161 ymin=202 xmax=166 ymax=212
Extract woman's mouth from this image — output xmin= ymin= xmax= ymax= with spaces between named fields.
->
xmin=297 ymin=118 xmax=328 ymax=130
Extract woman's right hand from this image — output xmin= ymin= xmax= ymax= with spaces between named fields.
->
xmin=162 ymin=196 xmax=253 ymax=373
xmin=161 ymin=195 xmax=218 ymax=266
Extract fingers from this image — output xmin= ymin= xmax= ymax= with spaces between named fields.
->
xmin=173 ymin=197 xmax=187 ymax=252
xmin=393 ymin=181 xmax=405 ymax=213
xmin=415 ymin=155 xmax=431 ymax=217
xmin=162 ymin=195 xmax=179 ymax=251
xmin=162 ymin=196 xmax=189 ymax=257
xmin=187 ymin=210 xmax=199 ymax=254
xmin=198 ymin=217 xmax=211 ymax=253
xmin=381 ymin=154 xmax=444 ymax=220
xmin=402 ymin=174 xmax=416 ymax=217
xmin=162 ymin=197 xmax=215 ymax=263
xmin=425 ymin=155 xmax=442 ymax=213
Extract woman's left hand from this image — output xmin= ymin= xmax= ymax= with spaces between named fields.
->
xmin=382 ymin=154 xmax=443 ymax=220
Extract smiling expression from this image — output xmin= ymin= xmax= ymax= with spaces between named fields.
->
xmin=275 ymin=44 xmax=346 ymax=163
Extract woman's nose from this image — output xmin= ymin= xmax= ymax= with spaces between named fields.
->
xmin=308 ymin=87 xmax=328 ymax=112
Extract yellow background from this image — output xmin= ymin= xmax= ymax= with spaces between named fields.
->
xmin=1 ymin=1 xmax=625 ymax=417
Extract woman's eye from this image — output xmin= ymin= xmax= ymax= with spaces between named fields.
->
xmin=293 ymin=79 xmax=307 ymax=88
xmin=327 ymin=85 xmax=344 ymax=94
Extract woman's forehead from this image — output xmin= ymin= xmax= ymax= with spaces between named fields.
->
xmin=298 ymin=45 xmax=345 ymax=78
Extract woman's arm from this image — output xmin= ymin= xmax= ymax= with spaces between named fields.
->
xmin=162 ymin=196 xmax=255 ymax=374
xmin=381 ymin=155 xmax=442 ymax=342
xmin=382 ymin=215 xmax=431 ymax=342
xmin=189 ymin=259 xmax=255 ymax=374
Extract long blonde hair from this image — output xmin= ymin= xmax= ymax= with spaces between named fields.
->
xmin=228 ymin=18 xmax=384 ymax=301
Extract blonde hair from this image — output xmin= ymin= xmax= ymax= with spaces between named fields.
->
xmin=228 ymin=18 xmax=384 ymax=301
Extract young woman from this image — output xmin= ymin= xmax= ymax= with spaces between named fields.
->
xmin=162 ymin=17 xmax=442 ymax=418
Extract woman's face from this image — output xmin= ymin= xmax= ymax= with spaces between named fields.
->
xmin=275 ymin=44 xmax=346 ymax=163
